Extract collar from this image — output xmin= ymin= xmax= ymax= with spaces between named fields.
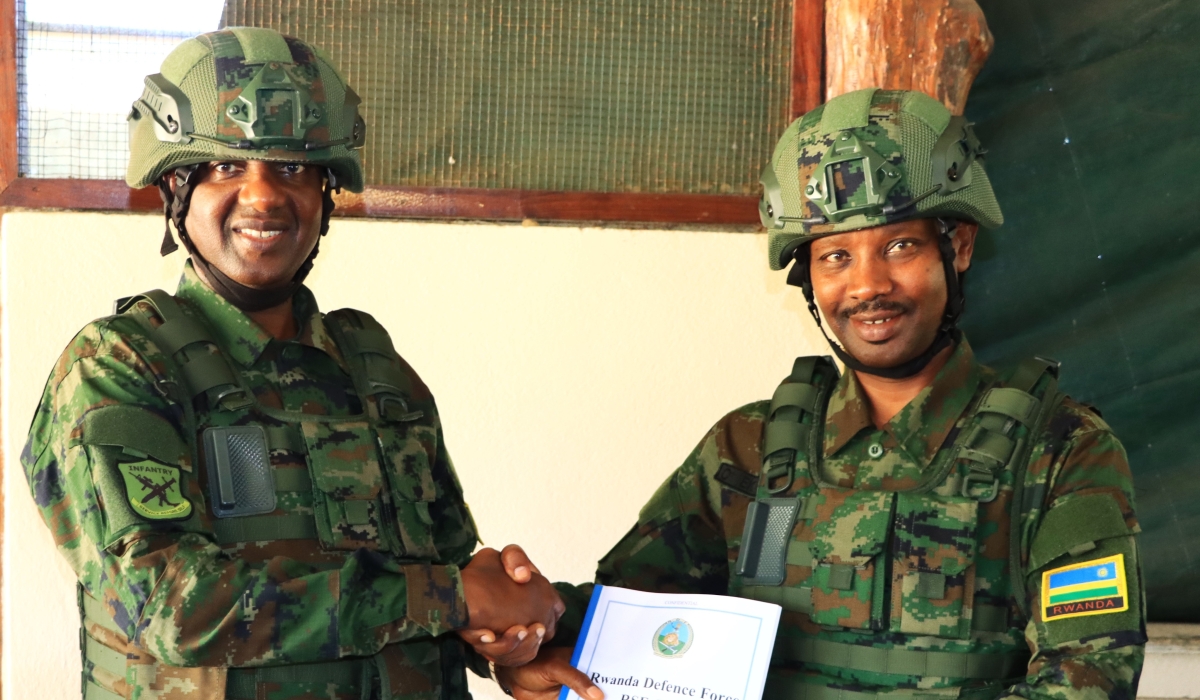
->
xmin=175 ymin=260 xmax=337 ymax=369
xmin=823 ymin=339 xmax=982 ymax=466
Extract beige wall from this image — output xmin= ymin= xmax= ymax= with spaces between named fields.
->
xmin=0 ymin=210 xmax=827 ymax=699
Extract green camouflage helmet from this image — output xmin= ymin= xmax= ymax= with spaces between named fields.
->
xmin=760 ymin=88 xmax=1003 ymax=270
xmin=127 ymin=27 xmax=365 ymax=192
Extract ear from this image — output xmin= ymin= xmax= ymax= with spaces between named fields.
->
xmin=951 ymin=222 xmax=979 ymax=273
xmin=166 ymin=172 xmax=178 ymax=196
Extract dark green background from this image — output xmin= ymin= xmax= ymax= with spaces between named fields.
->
xmin=964 ymin=0 xmax=1200 ymax=620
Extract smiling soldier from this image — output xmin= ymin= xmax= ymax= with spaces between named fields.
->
xmin=479 ymin=89 xmax=1147 ymax=700
xmin=21 ymin=27 xmax=564 ymax=700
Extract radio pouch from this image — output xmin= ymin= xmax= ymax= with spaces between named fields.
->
xmin=204 ymin=426 xmax=276 ymax=518
xmin=736 ymin=498 xmax=801 ymax=586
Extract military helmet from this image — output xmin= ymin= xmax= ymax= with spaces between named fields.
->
xmin=760 ymin=88 xmax=1003 ymax=270
xmin=127 ymin=27 xmax=365 ymax=192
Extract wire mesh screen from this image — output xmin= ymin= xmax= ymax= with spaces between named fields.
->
xmin=223 ymin=0 xmax=794 ymax=194
xmin=17 ymin=21 xmax=210 ymax=179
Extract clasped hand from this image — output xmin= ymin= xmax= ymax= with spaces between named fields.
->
xmin=458 ymin=545 xmax=566 ymax=666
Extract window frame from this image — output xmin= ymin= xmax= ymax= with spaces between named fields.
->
xmin=0 ymin=0 xmax=823 ymax=223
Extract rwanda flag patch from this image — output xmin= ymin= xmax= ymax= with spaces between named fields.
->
xmin=1042 ymin=554 xmax=1129 ymax=621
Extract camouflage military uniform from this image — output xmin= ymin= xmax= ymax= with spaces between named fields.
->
xmin=22 ymin=262 xmax=483 ymax=700
xmin=554 ymin=340 xmax=1145 ymax=699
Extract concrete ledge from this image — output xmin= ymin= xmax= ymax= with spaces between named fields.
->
xmin=1141 ymin=624 xmax=1200 ymax=698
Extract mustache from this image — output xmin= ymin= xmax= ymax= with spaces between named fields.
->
xmin=837 ymin=298 xmax=910 ymax=320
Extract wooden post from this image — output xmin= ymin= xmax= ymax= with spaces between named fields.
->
xmin=824 ymin=0 xmax=993 ymax=114
xmin=1 ymin=0 xmax=18 ymax=193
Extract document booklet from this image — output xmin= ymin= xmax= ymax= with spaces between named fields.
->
xmin=558 ymin=585 xmax=782 ymax=700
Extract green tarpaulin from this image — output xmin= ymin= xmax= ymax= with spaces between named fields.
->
xmin=966 ymin=0 xmax=1200 ymax=620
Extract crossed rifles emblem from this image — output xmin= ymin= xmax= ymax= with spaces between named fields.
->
xmin=134 ymin=473 xmax=181 ymax=508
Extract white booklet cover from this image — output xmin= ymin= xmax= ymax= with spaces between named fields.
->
xmin=558 ymin=585 xmax=782 ymax=700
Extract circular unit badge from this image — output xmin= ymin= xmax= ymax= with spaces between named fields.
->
xmin=652 ymin=618 xmax=694 ymax=658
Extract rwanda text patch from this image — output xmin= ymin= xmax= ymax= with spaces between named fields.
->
xmin=1042 ymin=553 xmax=1128 ymax=621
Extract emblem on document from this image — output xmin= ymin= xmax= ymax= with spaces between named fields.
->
xmin=653 ymin=619 xmax=693 ymax=658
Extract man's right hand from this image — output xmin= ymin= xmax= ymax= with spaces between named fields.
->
xmin=495 ymin=647 xmax=603 ymax=700
xmin=460 ymin=546 xmax=565 ymax=641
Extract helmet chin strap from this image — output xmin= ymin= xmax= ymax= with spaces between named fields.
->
xmin=786 ymin=220 xmax=966 ymax=380
xmin=157 ymin=165 xmax=339 ymax=313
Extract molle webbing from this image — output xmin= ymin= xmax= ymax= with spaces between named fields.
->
xmin=226 ymin=662 xmax=369 ymax=700
xmin=1005 ymin=357 xmax=1063 ymax=617
xmin=95 ymin=291 xmax=423 ymax=697
xmin=118 ymin=289 xmax=251 ymax=411
xmin=212 ymin=513 xmax=319 ymax=543
xmin=772 ymin=637 xmax=1028 ymax=680
xmin=937 ymin=359 xmax=1056 ymax=503
xmin=734 ymin=357 xmax=837 ymax=587
xmin=740 ymin=354 xmax=1063 ymax=682
xmin=326 ymin=309 xmax=423 ymax=422
xmin=764 ymin=675 xmax=1006 ymax=700
xmin=758 ymin=356 xmax=835 ymax=495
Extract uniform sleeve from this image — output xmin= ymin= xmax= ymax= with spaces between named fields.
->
xmin=21 ymin=321 xmax=469 ymax=668
xmin=424 ymin=412 xmax=495 ymax=679
xmin=550 ymin=426 xmax=732 ymax=647
xmin=1002 ymin=410 xmax=1146 ymax=700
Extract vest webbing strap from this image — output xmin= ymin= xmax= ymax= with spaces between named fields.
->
xmin=226 ymin=661 xmax=367 ymax=699
xmin=179 ymin=351 xmax=241 ymax=396
xmin=212 ymin=513 xmax=319 ymax=543
xmin=272 ymin=467 xmax=314 ymax=493
xmin=85 ymin=681 xmax=123 ymax=700
xmin=127 ymin=290 xmax=251 ymax=411
xmin=773 ymin=637 xmax=1027 ymax=680
xmin=764 ymin=675 xmax=1003 ymax=700
xmin=972 ymin=603 xmax=1009 ymax=633
xmin=764 ymin=422 xmax=811 ymax=458
xmin=328 ymin=310 xmax=420 ymax=422
xmin=742 ymin=585 xmax=813 ymax=613
xmin=771 ymin=382 xmax=819 ymax=415
xmin=85 ymin=633 xmax=127 ymax=681
xmin=265 ymin=425 xmax=308 ymax=455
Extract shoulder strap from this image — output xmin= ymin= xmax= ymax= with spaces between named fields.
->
xmin=1004 ymin=356 xmax=1066 ymax=618
xmin=324 ymin=309 xmax=423 ymax=422
xmin=117 ymin=290 xmax=252 ymax=412
xmin=915 ymin=355 xmax=1061 ymax=501
xmin=735 ymin=356 xmax=837 ymax=587
xmin=757 ymin=356 xmax=839 ymax=496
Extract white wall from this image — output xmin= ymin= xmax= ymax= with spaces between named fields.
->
xmin=1 ymin=211 xmax=826 ymax=699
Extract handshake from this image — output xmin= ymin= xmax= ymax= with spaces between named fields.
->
xmin=457 ymin=545 xmax=602 ymax=700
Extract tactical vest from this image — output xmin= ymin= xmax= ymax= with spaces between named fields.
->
xmin=729 ymin=355 xmax=1064 ymax=700
xmin=80 ymin=290 xmax=466 ymax=700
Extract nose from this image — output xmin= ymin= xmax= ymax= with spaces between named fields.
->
xmin=845 ymin=250 xmax=893 ymax=302
xmin=238 ymin=164 xmax=288 ymax=212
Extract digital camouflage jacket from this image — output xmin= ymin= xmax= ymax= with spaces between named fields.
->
xmin=22 ymin=263 xmax=482 ymax=700
xmin=555 ymin=341 xmax=1145 ymax=700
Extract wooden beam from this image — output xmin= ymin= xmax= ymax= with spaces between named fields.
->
xmin=0 ymin=0 xmax=14 ymax=693
xmin=0 ymin=0 xmax=18 ymax=193
xmin=824 ymin=0 xmax=993 ymax=115
xmin=0 ymin=179 xmax=763 ymax=225
xmin=791 ymin=0 xmax=826 ymax=120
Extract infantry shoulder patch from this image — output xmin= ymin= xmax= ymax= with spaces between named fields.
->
xmin=1042 ymin=554 xmax=1129 ymax=621
xmin=118 ymin=459 xmax=193 ymax=521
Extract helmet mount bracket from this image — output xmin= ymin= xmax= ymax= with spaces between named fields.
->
xmin=805 ymin=131 xmax=902 ymax=223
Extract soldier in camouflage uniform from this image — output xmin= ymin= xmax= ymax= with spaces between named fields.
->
xmin=22 ymin=27 xmax=562 ymax=700
xmin=484 ymin=89 xmax=1146 ymax=700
